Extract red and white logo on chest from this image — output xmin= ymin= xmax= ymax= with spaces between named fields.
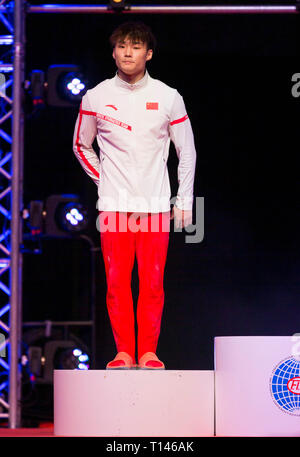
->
xmin=146 ymin=102 xmax=159 ymax=110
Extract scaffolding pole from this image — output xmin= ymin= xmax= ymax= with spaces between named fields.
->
xmin=24 ymin=4 xmax=299 ymax=14
xmin=9 ymin=0 xmax=25 ymax=428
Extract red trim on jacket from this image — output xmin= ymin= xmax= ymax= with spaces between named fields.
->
xmin=170 ymin=114 xmax=189 ymax=126
xmin=79 ymin=109 xmax=132 ymax=131
xmin=80 ymin=108 xmax=98 ymax=116
xmin=75 ymin=107 xmax=100 ymax=180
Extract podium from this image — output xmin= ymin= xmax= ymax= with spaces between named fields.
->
xmin=54 ymin=337 xmax=300 ymax=436
xmin=215 ymin=336 xmax=300 ymax=436
xmin=54 ymin=370 xmax=214 ymax=437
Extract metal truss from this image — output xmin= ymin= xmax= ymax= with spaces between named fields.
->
xmin=0 ymin=0 xmax=24 ymax=428
xmin=26 ymin=3 xmax=299 ymax=14
xmin=0 ymin=0 xmax=14 ymax=422
xmin=0 ymin=0 xmax=297 ymax=430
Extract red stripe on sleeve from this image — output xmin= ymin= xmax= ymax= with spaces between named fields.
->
xmin=75 ymin=110 xmax=100 ymax=180
xmin=170 ymin=114 xmax=189 ymax=126
xmin=80 ymin=108 xmax=97 ymax=116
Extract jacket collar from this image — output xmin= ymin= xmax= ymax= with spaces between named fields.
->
xmin=114 ymin=69 xmax=149 ymax=91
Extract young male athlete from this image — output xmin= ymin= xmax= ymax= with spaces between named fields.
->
xmin=73 ymin=21 xmax=197 ymax=370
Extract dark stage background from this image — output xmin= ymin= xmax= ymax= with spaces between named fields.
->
xmin=22 ymin=0 xmax=300 ymax=371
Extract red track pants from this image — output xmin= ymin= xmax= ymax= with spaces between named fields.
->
xmin=99 ymin=211 xmax=170 ymax=362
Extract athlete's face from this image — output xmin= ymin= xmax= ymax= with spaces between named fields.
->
xmin=112 ymin=37 xmax=153 ymax=79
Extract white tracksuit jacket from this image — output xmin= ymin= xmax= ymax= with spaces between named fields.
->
xmin=73 ymin=69 xmax=197 ymax=213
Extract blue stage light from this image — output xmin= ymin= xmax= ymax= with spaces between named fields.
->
xmin=57 ymin=201 xmax=89 ymax=233
xmin=78 ymin=354 xmax=89 ymax=363
xmin=55 ymin=347 xmax=90 ymax=371
xmin=72 ymin=350 xmax=89 ymax=370
xmin=67 ymin=77 xmax=85 ymax=96
xmin=66 ymin=207 xmax=84 ymax=226
xmin=46 ymin=65 xmax=88 ymax=106
xmin=43 ymin=194 xmax=89 ymax=238
xmin=59 ymin=71 xmax=87 ymax=102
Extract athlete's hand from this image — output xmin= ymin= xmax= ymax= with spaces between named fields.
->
xmin=170 ymin=205 xmax=192 ymax=229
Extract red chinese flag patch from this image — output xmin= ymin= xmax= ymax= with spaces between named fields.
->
xmin=146 ymin=102 xmax=159 ymax=110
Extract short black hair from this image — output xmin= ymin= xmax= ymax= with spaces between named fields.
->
xmin=109 ymin=21 xmax=157 ymax=52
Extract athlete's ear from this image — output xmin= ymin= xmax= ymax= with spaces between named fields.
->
xmin=146 ymin=49 xmax=153 ymax=62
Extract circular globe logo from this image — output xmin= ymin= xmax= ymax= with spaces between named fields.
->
xmin=270 ymin=357 xmax=300 ymax=416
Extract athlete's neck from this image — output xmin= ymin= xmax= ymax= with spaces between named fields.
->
xmin=117 ymin=69 xmax=146 ymax=85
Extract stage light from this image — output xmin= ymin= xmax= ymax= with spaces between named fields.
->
xmin=78 ymin=353 xmax=89 ymax=363
xmin=108 ymin=0 xmax=129 ymax=11
xmin=30 ymin=70 xmax=45 ymax=106
xmin=28 ymin=200 xmax=44 ymax=231
xmin=24 ymin=194 xmax=89 ymax=240
xmin=67 ymin=77 xmax=85 ymax=95
xmin=44 ymin=194 xmax=89 ymax=237
xmin=57 ymin=201 xmax=88 ymax=233
xmin=23 ymin=327 xmax=91 ymax=385
xmin=46 ymin=65 xmax=87 ymax=107
xmin=59 ymin=71 xmax=86 ymax=101
xmin=67 ymin=207 xmax=84 ymax=225
xmin=54 ymin=347 xmax=90 ymax=371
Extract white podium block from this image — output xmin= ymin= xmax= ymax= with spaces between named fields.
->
xmin=54 ymin=370 xmax=214 ymax=437
xmin=215 ymin=336 xmax=300 ymax=437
